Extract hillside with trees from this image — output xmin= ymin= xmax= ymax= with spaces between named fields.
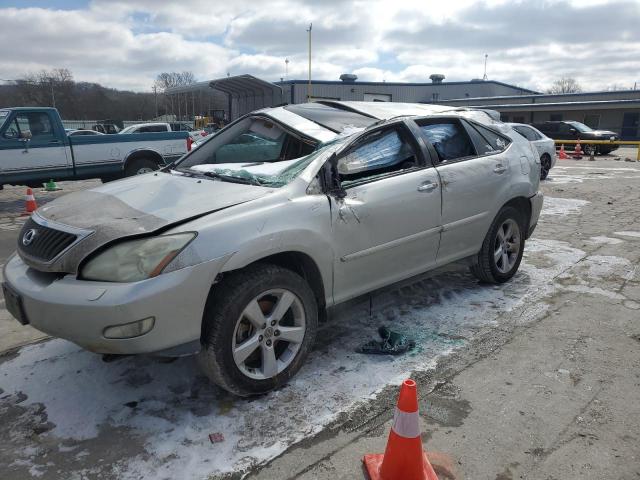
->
xmin=0 ymin=69 xmax=197 ymax=121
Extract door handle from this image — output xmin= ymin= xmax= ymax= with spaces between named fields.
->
xmin=49 ymin=139 xmax=60 ymax=144
xmin=493 ymin=164 xmax=507 ymax=174
xmin=417 ymin=181 xmax=438 ymax=192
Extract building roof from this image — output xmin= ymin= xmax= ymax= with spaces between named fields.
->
xmin=457 ymin=99 xmax=640 ymax=111
xmin=443 ymin=89 xmax=640 ymax=103
xmin=277 ymin=79 xmax=538 ymax=93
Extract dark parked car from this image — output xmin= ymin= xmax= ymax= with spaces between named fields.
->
xmin=531 ymin=121 xmax=619 ymax=154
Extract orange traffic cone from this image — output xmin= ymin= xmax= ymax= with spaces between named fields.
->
xmin=573 ymin=142 xmax=583 ymax=159
xmin=558 ymin=144 xmax=568 ymax=160
xmin=363 ymin=379 xmax=438 ymax=480
xmin=21 ymin=188 xmax=38 ymax=216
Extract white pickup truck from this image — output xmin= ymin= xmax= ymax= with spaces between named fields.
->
xmin=0 ymin=107 xmax=190 ymax=188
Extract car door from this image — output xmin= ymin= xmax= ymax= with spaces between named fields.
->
xmin=0 ymin=110 xmax=71 ymax=182
xmin=330 ymin=122 xmax=442 ymax=304
xmin=413 ymin=117 xmax=514 ymax=264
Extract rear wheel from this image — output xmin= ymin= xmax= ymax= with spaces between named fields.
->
xmin=124 ymin=158 xmax=158 ymax=176
xmin=540 ymin=154 xmax=551 ymax=180
xmin=470 ymin=206 xmax=525 ymax=284
xmin=198 ymin=264 xmax=318 ymax=396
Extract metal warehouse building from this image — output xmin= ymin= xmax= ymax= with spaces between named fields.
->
xmin=165 ymin=73 xmax=536 ymax=122
xmin=165 ymin=73 xmax=640 ymax=140
xmin=438 ymin=90 xmax=640 ymax=139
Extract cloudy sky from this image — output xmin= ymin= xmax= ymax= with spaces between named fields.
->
xmin=1 ymin=0 xmax=639 ymax=93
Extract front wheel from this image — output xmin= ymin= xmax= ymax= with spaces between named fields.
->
xmin=198 ymin=264 xmax=318 ymax=396
xmin=470 ymin=206 xmax=526 ymax=284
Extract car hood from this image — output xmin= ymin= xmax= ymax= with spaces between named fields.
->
xmin=589 ymin=130 xmax=618 ymax=137
xmin=27 ymin=172 xmax=272 ymax=273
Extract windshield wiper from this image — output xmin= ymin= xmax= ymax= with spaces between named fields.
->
xmin=199 ymin=171 xmax=262 ymax=186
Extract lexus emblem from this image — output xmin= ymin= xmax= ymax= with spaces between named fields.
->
xmin=22 ymin=229 xmax=37 ymax=246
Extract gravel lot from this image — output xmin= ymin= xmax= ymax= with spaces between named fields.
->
xmin=1 ymin=151 xmax=639 ymax=479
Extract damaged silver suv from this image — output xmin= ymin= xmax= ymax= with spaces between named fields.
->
xmin=3 ymin=102 xmax=543 ymax=396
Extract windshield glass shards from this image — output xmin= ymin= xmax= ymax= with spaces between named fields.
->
xmin=178 ymin=140 xmax=342 ymax=188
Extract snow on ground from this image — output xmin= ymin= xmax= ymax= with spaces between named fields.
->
xmin=546 ymin=165 xmax=640 ymax=184
xmin=588 ymin=236 xmax=624 ymax=245
xmin=614 ymin=231 xmax=640 ymax=239
xmin=541 ymin=196 xmax=590 ymax=216
xmin=0 ymin=199 xmax=596 ymax=479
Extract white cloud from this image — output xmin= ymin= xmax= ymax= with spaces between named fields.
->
xmin=0 ymin=1 xmax=639 ymax=92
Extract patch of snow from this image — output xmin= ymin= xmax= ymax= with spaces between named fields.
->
xmin=545 ymin=166 xmax=640 ymax=184
xmin=558 ymin=284 xmax=626 ymax=300
xmin=0 ymin=239 xmax=590 ymax=479
xmin=614 ymin=231 xmax=640 ymax=239
xmin=580 ymin=255 xmax=636 ymax=281
xmin=587 ymin=236 xmax=624 ymax=245
xmin=541 ymin=197 xmax=589 ymax=216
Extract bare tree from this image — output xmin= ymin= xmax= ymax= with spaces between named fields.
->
xmin=546 ymin=77 xmax=583 ymax=94
xmin=154 ymin=71 xmax=196 ymax=92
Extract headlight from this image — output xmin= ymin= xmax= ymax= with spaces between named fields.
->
xmin=81 ymin=232 xmax=196 ymax=282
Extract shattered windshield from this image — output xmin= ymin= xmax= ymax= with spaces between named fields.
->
xmin=175 ymin=138 xmax=343 ymax=188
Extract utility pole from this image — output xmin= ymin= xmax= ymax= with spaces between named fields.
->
xmin=307 ymin=23 xmax=312 ymax=101
xmin=482 ymin=54 xmax=488 ymax=81
xmin=153 ymin=85 xmax=158 ymax=118
xmin=49 ymin=78 xmax=56 ymax=108
xmin=285 ymin=58 xmax=289 ymax=81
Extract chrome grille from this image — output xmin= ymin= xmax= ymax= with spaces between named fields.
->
xmin=17 ymin=217 xmax=77 ymax=263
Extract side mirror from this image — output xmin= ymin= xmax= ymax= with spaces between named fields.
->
xmin=20 ymin=130 xmax=32 ymax=140
xmin=568 ymin=128 xmax=577 ymax=135
xmin=322 ymin=156 xmax=346 ymax=199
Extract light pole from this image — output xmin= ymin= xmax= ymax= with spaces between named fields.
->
xmin=307 ymin=23 xmax=312 ymax=101
xmin=483 ymin=54 xmax=488 ymax=81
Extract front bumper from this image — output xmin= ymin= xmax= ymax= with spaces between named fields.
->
xmin=527 ymin=191 xmax=544 ymax=238
xmin=3 ymin=254 xmax=226 ymax=355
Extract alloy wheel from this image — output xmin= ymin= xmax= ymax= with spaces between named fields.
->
xmin=232 ymin=289 xmax=306 ymax=380
xmin=494 ymin=218 xmax=521 ymax=274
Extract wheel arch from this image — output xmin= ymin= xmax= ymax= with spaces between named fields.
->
xmin=217 ymin=249 xmax=328 ymax=318
xmin=501 ymin=196 xmax=531 ymax=235
xmin=123 ymin=148 xmax=164 ymax=170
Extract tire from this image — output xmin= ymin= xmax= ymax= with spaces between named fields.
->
xmin=124 ymin=158 xmax=158 ymax=176
xmin=582 ymin=144 xmax=595 ymax=156
xmin=470 ymin=206 xmax=526 ymax=284
xmin=198 ymin=263 xmax=318 ymax=396
xmin=540 ymin=154 xmax=551 ymax=180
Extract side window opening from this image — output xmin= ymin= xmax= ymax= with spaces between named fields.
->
xmin=416 ymin=119 xmax=475 ymax=163
xmin=466 ymin=122 xmax=510 ymax=155
xmin=513 ymin=126 xmax=537 ymax=141
xmin=179 ymin=117 xmax=317 ymax=167
xmin=3 ymin=112 xmax=54 ymax=139
xmin=337 ymin=127 xmax=419 ymax=187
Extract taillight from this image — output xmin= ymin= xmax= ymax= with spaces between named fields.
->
xmin=187 ymin=136 xmax=193 ymax=151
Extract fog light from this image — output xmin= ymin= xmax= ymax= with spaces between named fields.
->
xmin=103 ymin=317 xmax=155 ymax=339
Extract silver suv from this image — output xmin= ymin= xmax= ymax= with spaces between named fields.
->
xmin=3 ymin=102 xmax=543 ymax=396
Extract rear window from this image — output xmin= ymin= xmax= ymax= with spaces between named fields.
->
xmin=284 ymin=103 xmax=376 ymax=133
xmin=513 ymin=126 xmax=540 ymax=141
